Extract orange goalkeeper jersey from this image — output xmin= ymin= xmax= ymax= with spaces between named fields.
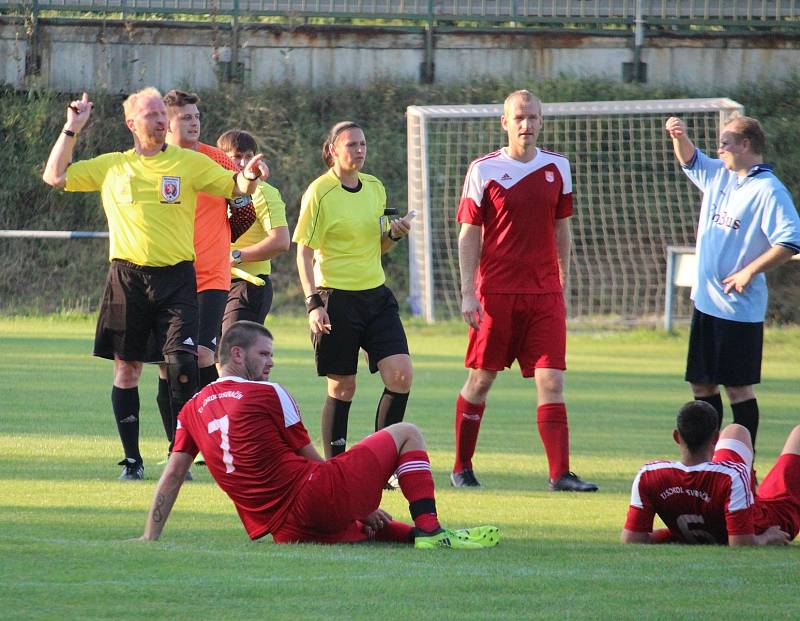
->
xmin=195 ymin=143 xmax=237 ymax=292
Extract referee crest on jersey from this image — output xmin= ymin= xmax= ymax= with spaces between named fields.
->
xmin=161 ymin=176 xmax=181 ymax=203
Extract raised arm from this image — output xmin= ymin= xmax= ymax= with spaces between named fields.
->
xmin=140 ymin=452 xmax=193 ymax=541
xmin=43 ymin=92 xmax=93 ymax=188
xmin=458 ymin=222 xmax=483 ymax=329
xmin=235 ymin=155 xmax=270 ymax=196
xmin=665 ymin=117 xmax=697 ymax=166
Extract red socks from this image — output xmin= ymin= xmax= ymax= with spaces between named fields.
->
xmin=453 ymin=395 xmax=485 ymax=473
xmin=537 ymin=402 xmax=570 ymax=481
xmin=397 ymin=450 xmax=440 ymax=532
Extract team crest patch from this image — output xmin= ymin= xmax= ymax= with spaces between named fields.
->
xmin=161 ymin=176 xmax=181 ymax=203
xmin=545 ymin=170 xmax=555 ymax=183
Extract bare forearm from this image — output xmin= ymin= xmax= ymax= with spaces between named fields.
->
xmin=746 ymin=245 xmax=795 ymax=276
xmin=237 ymin=227 xmax=290 ymax=262
xmin=142 ymin=474 xmax=183 ymax=540
xmin=42 ymin=133 xmax=77 ymax=188
xmin=296 ymin=245 xmax=318 ymax=297
xmin=458 ymin=225 xmax=482 ymax=296
xmin=297 ymin=443 xmax=325 ymax=462
xmin=555 ymin=219 xmax=571 ymax=289
xmin=620 ymin=529 xmax=652 ymax=544
xmin=672 ymin=135 xmax=696 ymax=166
xmin=234 ymin=174 xmax=260 ymax=197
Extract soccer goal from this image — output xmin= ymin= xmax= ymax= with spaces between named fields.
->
xmin=406 ymin=98 xmax=743 ymax=325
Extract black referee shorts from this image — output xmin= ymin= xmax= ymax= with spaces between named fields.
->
xmin=94 ymin=260 xmax=198 ymax=362
xmin=313 ymin=285 xmax=409 ymax=377
xmin=221 ymin=275 xmax=274 ymax=335
xmin=685 ymin=307 xmax=763 ymax=387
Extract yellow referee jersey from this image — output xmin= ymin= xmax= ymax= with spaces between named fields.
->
xmin=65 ymin=145 xmax=236 ymax=267
xmin=231 ymin=181 xmax=288 ymax=277
xmin=293 ymin=169 xmax=387 ymax=291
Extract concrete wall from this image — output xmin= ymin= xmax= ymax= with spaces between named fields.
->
xmin=2 ymin=19 xmax=799 ymax=92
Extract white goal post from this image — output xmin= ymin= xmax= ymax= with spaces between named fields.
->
xmin=406 ymin=98 xmax=744 ymax=325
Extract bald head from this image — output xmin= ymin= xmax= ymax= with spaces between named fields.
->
xmin=503 ymin=90 xmax=542 ymax=118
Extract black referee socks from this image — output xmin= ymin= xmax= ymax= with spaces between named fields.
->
xmin=322 ymin=396 xmax=351 ymax=458
xmin=375 ymin=388 xmax=410 ymax=432
xmin=732 ymin=398 xmax=760 ymax=448
xmin=696 ymin=393 xmax=724 ymax=429
xmin=112 ymin=385 xmax=142 ymax=464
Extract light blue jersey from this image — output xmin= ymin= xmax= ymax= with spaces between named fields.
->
xmin=683 ymin=149 xmax=800 ymax=322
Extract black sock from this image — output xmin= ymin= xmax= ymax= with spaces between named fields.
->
xmin=156 ymin=377 xmax=173 ymax=443
xmin=696 ymin=393 xmax=724 ymax=429
xmin=374 ymin=388 xmax=410 ymax=431
xmin=323 ymin=397 xmax=351 ymax=457
xmin=732 ymin=398 xmax=759 ymax=447
xmin=199 ymin=364 xmax=219 ymax=389
xmin=112 ymin=386 xmax=141 ymax=463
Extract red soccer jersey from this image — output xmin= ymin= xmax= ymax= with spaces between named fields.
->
xmin=173 ymin=377 xmax=316 ymax=540
xmin=625 ymin=438 xmax=756 ymax=544
xmin=457 ymin=147 xmax=573 ymax=295
xmin=195 ymin=143 xmax=237 ymax=292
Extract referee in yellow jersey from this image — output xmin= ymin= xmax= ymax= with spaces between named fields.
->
xmin=294 ymin=121 xmax=414 ymax=470
xmin=42 ymin=89 xmax=268 ymax=480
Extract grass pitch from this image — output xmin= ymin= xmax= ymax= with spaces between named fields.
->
xmin=1 ymin=316 xmax=798 ymax=620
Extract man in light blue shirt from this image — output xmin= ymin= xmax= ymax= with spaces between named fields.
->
xmin=665 ymin=115 xmax=800 ymax=447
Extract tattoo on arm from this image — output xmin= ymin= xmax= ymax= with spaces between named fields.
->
xmin=153 ymin=493 xmax=165 ymax=523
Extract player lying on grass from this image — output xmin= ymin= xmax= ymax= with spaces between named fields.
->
xmin=622 ymin=400 xmax=799 ymax=546
xmin=139 ymin=320 xmax=499 ymax=549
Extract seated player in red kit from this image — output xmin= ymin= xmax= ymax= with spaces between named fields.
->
xmin=622 ymin=400 xmax=799 ymax=546
xmin=139 ymin=320 xmax=500 ymax=549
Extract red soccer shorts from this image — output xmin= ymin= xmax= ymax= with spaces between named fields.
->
xmin=272 ymin=430 xmax=399 ymax=544
xmin=754 ymin=453 xmax=800 ymax=540
xmin=465 ymin=292 xmax=566 ymax=377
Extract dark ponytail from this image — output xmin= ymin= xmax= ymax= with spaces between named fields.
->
xmin=322 ymin=121 xmax=362 ymax=168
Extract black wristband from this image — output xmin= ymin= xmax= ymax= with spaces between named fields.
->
xmin=63 ymin=129 xmax=77 ymax=137
xmin=305 ymin=293 xmax=324 ymax=313
xmin=388 ymin=232 xmax=403 ymax=242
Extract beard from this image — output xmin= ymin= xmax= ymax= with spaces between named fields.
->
xmin=139 ymin=126 xmax=166 ymax=149
xmin=244 ymin=358 xmax=268 ymax=381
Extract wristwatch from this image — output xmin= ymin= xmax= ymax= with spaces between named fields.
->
xmin=232 ymin=250 xmax=243 ymax=264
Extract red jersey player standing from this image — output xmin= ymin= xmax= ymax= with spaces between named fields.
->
xmin=451 ymin=89 xmax=596 ymax=492
xmin=622 ymin=400 xmax=799 ymax=545
xmin=138 ymin=320 xmax=500 ymax=549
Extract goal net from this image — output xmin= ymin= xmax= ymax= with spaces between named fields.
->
xmin=406 ymin=98 xmax=744 ymax=325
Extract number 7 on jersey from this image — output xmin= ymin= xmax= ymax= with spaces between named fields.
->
xmin=208 ymin=415 xmax=235 ymax=473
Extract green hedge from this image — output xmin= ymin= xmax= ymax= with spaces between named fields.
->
xmin=2 ymin=76 xmax=799 ymax=322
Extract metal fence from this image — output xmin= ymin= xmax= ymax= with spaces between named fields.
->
xmin=2 ymin=0 xmax=799 ymax=28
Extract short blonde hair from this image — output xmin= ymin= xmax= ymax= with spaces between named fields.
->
xmin=503 ymin=90 xmax=542 ymax=117
xmin=122 ymin=87 xmax=163 ymax=120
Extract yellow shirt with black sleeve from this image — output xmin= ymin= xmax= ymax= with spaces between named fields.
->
xmin=231 ymin=180 xmax=287 ymax=277
xmin=293 ymin=169 xmax=387 ymax=291
xmin=64 ymin=146 xmax=236 ymax=267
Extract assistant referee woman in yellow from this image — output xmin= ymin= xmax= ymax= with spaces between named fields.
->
xmin=294 ymin=121 xmax=414 ymax=463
